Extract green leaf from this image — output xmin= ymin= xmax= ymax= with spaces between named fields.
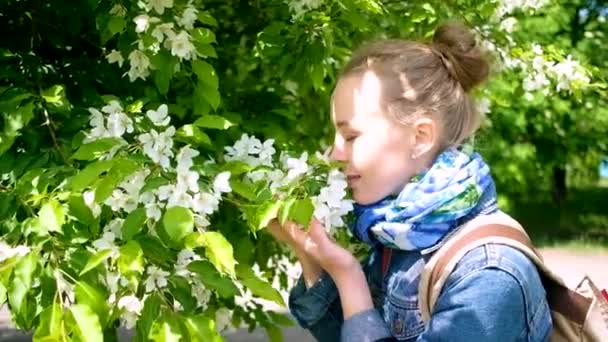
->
xmin=79 ymin=249 xmax=112 ymax=276
xmin=68 ymin=194 xmax=95 ymax=225
xmin=264 ymin=323 xmax=283 ymax=342
xmin=287 ymin=198 xmax=315 ymax=228
xmin=191 ymin=60 xmax=218 ymax=89
xmin=185 ymin=232 xmax=236 ymax=276
xmin=279 ymin=197 xmax=296 ymax=225
xmin=196 ymin=11 xmax=218 ymax=27
xmin=68 ymin=160 xmax=114 ymax=191
xmin=184 ymin=314 xmax=223 ymax=342
xmin=74 ymin=281 xmax=109 ymax=327
xmin=268 ymin=312 xmax=294 ymax=327
xmin=41 ymin=85 xmax=71 ymax=116
xmin=8 ymin=253 xmax=37 ymax=325
xmin=162 ymin=206 xmax=194 ymax=246
xmin=151 ymin=52 xmax=177 ymax=96
xmin=0 ymin=100 xmax=35 ymax=155
xmin=39 ymin=199 xmax=65 ymax=233
xmin=193 ymin=115 xmax=234 ymax=130
xmin=230 ymin=180 xmax=256 ymax=201
xmin=188 ymin=260 xmax=239 ymax=298
xmin=194 ymin=43 xmax=217 ymax=58
xmin=236 ymin=264 xmax=285 ymax=307
xmin=256 ymin=200 xmax=282 ymax=231
xmin=141 ymin=177 xmax=170 ymax=194
xmin=117 ymin=240 xmax=145 ymax=276
xmin=168 ymin=276 xmax=196 ymax=313
xmin=121 ymin=207 xmax=147 ymax=240
xmin=94 ymin=158 xmax=140 ymax=202
xmin=135 ymin=294 xmax=161 ymax=341
xmin=176 ymin=124 xmax=212 ymax=146
xmin=192 ymin=28 xmax=216 ymax=44
xmin=149 ymin=314 xmax=182 ymax=342
xmin=33 ymin=301 xmax=63 ymax=341
xmin=67 ymin=304 xmax=103 ymax=342
xmin=107 ymin=16 xmax=126 ymax=37
xmin=71 ymin=138 xmax=125 ymax=161
xmin=195 ymin=81 xmax=220 ymax=111
xmin=222 ymin=161 xmax=253 ymax=176
xmin=138 ymin=236 xmax=173 ymax=268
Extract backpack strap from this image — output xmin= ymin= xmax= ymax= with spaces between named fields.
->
xmin=418 ymin=222 xmax=592 ymax=325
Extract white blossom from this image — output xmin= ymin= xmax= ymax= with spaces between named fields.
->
xmin=169 ymin=31 xmax=197 ymax=61
xmin=138 ymin=126 xmax=175 ymax=169
xmin=312 ymin=169 xmax=354 ymax=233
xmin=106 ymin=50 xmax=125 ymax=67
xmin=191 ymin=192 xmax=218 ymax=215
xmin=92 ymin=231 xmax=120 ymax=258
xmin=191 ymin=279 xmax=211 ymax=309
xmin=109 ymin=4 xmax=127 ymax=17
xmin=86 ymin=108 xmax=108 ymax=142
xmin=146 ymin=104 xmax=171 ymax=126
xmin=286 ymin=152 xmax=309 ymax=181
xmin=106 ymin=112 xmax=134 ymax=137
xmin=105 ymin=218 xmax=124 ymax=238
xmin=500 ymin=17 xmax=517 ymax=33
xmin=258 ymin=139 xmax=276 ymax=166
xmin=134 ymin=14 xmax=151 ymax=33
xmin=215 ymin=308 xmax=233 ymax=332
xmin=83 ymin=190 xmax=102 ymax=217
xmin=175 ymin=249 xmax=200 ymax=277
xmin=144 ymin=265 xmax=170 ymax=292
xmin=0 ymin=241 xmax=30 ymax=263
xmin=127 ymin=50 xmax=151 ymax=81
xmin=213 ymin=171 xmax=231 ymax=195
xmin=477 ymin=97 xmax=491 ymax=116
xmin=55 ymin=270 xmax=75 ymax=308
xmin=146 ymin=0 xmax=174 ymax=14
xmin=102 ymin=100 xmax=123 ymax=115
xmin=194 ymin=214 xmax=210 ymax=229
xmin=151 ymin=22 xmax=175 ymax=44
xmin=140 ymin=192 xmax=163 ymax=221
xmin=117 ymin=295 xmax=144 ymax=329
xmin=550 ymin=55 xmax=590 ymax=92
xmin=105 ymin=189 xmax=138 ymax=213
xmin=224 ymin=134 xmax=263 ymax=166
xmin=287 ymin=0 xmax=323 ymax=19
xmin=176 ymin=170 xmax=200 ymax=193
xmin=177 ymin=6 xmax=198 ymax=30
xmin=176 ymin=145 xmax=199 ymax=172
xmin=167 ymin=190 xmax=193 ymax=209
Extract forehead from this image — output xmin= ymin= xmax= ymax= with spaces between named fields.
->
xmin=332 ymin=71 xmax=384 ymax=127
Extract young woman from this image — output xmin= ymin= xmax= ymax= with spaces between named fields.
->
xmin=267 ymin=22 xmax=552 ymax=341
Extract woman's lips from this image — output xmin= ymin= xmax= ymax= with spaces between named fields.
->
xmin=347 ymin=175 xmax=361 ymax=186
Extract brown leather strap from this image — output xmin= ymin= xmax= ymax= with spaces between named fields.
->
xmin=382 ymin=247 xmax=392 ymax=276
xmin=429 ymin=224 xmax=592 ymax=324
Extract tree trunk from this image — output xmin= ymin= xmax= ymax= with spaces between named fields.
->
xmin=552 ymin=166 xmax=567 ymax=205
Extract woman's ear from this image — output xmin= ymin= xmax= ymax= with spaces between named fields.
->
xmin=411 ymin=117 xmax=438 ymax=160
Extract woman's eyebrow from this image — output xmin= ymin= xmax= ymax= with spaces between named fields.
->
xmin=336 ymin=120 xmax=351 ymax=128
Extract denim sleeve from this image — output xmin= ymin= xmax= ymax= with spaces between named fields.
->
xmin=289 ymin=250 xmax=394 ymax=342
xmin=288 ymin=270 xmax=343 ymax=342
xmin=417 ymin=267 xmax=530 ymax=341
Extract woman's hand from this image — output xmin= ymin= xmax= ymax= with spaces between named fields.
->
xmin=267 ymin=218 xmax=374 ymax=318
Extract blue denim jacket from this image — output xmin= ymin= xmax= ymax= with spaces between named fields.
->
xmin=288 ymin=231 xmax=553 ymax=341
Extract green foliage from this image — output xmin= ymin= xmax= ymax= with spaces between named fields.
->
xmin=0 ymin=0 xmax=606 ymax=339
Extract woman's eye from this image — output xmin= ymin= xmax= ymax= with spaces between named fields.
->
xmin=345 ymin=135 xmax=358 ymax=142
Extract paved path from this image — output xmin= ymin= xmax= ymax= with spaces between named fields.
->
xmin=0 ymin=249 xmax=605 ymax=341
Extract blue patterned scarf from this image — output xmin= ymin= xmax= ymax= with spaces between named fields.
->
xmin=351 ymin=147 xmax=497 ymax=251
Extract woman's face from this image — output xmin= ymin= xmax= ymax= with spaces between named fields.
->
xmin=331 ymin=70 xmax=422 ymax=205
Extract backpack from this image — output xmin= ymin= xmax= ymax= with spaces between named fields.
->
xmin=417 ymin=213 xmax=608 ymax=341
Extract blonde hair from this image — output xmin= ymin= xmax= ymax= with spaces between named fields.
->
xmin=340 ymin=22 xmax=489 ymax=148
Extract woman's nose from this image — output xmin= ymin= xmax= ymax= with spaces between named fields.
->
xmin=330 ymin=144 xmax=347 ymax=162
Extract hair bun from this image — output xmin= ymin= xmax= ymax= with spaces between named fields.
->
xmin=431 ymin=22 xmax=489 ymax=91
